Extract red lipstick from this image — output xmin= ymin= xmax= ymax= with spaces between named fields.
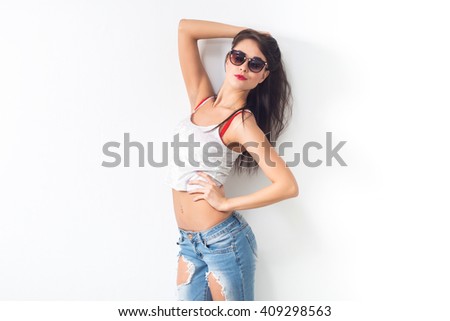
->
xmin=234 ymin=74 xmax=247 ymax=80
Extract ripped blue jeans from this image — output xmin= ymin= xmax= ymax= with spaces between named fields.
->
xmin=176 ymin=210 xmax=258 ymax=301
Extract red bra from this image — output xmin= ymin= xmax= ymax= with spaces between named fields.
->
xmin=193 ymin=95 xmax=252 ymax=138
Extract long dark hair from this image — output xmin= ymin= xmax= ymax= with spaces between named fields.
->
xmin=207 ymin=29 xmax=293 ymax=175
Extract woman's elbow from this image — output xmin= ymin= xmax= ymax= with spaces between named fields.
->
xmin=178 ymin=19 xmax=189 ymax=33
xmin=178 ymin=19 xmax=185 ymax=31
xmin=178 ymin=19 xmax=192 ymax=32
xmin=288 ymin=182 xmax=300 ymax=198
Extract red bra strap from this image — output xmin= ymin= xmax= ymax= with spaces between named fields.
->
xmin=219 ymin=110 xmax=251 ymax=138
xmin=194 ymin=95 xmax=215 ymax=111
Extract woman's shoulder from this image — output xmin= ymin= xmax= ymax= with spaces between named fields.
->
xmin=225 ymin=108 xmax=257 ymax=132
xmin=230 ymin=107 xmax=253 ymax=116
xmin=224 ymin=114 xmax=264 ymax=153
xmin=190 ymin=92 xmax=216 ymax=113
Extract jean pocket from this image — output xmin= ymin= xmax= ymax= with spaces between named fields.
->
xmin=245 ymin=230 xmax=258 ymax=258
xmin=203 ymin=232 xmax=235 ymax=254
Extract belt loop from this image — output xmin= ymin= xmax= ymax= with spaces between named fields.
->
xmin=235 ymin=211 xmax=246 ymax=226
xmin=198 ymin=232 xmax=207 ymax=246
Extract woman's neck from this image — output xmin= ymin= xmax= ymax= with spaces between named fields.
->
xmin=212 ymin=86 xmax=248 ymax=111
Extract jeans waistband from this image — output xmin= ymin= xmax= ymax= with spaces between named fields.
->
xmin=179 ymin=210 xmax=248 ymax=242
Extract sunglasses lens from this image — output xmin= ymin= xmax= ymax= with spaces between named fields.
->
xmin=249 ymin=59 xmax=265 ymax=72
xmin=229 ymin=50 xmax=267 ymax=72
xmin=230 ymin=50 xmax=245 ymax=65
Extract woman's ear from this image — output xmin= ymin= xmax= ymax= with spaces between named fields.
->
xmin=259 ymin=70 xmax=270 ymax=83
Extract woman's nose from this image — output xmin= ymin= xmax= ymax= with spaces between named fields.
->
xmin=239 ymin=60 xmax=249 ymax=72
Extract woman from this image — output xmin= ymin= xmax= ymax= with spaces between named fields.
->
xmin=166 ymin=19 xmax=299 ymax=301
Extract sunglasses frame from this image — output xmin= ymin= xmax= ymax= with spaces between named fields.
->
xmin=228 ymin=49 xmax=269 ymax=73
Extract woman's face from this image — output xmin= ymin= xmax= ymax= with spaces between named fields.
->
xmin=225 ymin=39 xmax=270 ymax=91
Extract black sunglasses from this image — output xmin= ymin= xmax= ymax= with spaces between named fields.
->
xmin=228 ymin=49 xmax=268 ymax=73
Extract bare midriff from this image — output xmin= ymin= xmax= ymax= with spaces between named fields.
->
xmin=172 ymin=187 xmax=234 ymax=232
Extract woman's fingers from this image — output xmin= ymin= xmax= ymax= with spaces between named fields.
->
xmin=188 ymin=172 xmax=212 ymax=186
xmin=188 ymin=180 xmax=205 ymax=186
xmin=188 ymin=173 xmax=215 ymax=201
xmin=189 ymin=189 xmax=205 ymax=196
xmin=196 ymin=172 xmax=214 ymax=183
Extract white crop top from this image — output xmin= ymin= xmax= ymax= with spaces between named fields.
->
xmin=165 ymin=95 xmax=252 ymax=192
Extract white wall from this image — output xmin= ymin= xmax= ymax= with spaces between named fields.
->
xmin=1 ymin=0 xmax=449 ymax=313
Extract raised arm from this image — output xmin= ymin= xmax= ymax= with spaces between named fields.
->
xmin=178 ymin=19 xmax=246 ymax=111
